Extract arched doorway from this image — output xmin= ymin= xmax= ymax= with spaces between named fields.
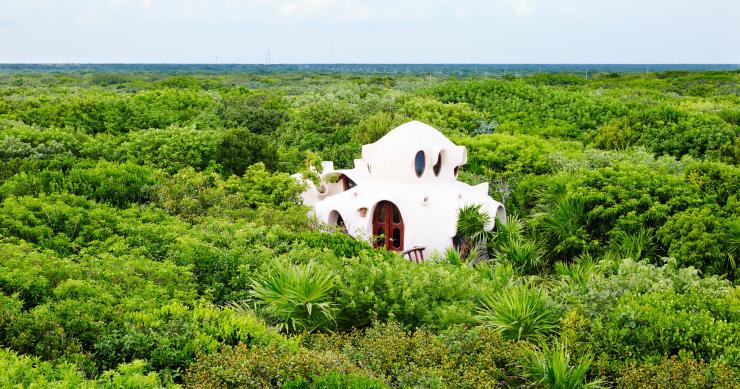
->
xmin=372 ymin=201 xmax=404 ymax=251
xmin=328 ymin=210 xmax=347 ymax=234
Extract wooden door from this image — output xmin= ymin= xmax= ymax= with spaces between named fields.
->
xmin=372 ymin=201 xmax=404 ymax=251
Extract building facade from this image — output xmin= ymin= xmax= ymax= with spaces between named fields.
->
xmin=297 ymin=120 xmax=506 ymax=259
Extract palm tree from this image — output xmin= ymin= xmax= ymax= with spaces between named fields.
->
xmin=538 ymin=197 xmax=589 ymax=260
xmin=456 ymin=204 xmax=493 ymax=264
xmin=475 ymin=283 xmax=559 ymax=344
xmin=523 ymin=341 xmax=604 ymax=388
xmin=491 ymin=215 xmax=544 ymax=274
xmin=609 ymin=227 xmax=656 ymax=260
xmin=491 ymin=214 xmax=525 ymax=246
xmin=494 ymin=236 xmax=544 ymax=274
xmin=232 ymin=260 xmax=337 ymax=333
xmin=727 ymin=218 xmax=740 ymax=276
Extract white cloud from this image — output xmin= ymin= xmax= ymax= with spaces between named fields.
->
xmin=515 ymin=0 xmax=536 ymax=17
xmin=453 ymin=5 xmax=469 ymax=19
xmin=497 ymin=0 xmax=537 ymax=17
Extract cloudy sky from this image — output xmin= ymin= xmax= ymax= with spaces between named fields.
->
xmin=1 ymin=0 xmax=738 ymax=63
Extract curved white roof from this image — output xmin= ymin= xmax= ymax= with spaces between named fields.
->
xmin=361 ymin=120 xmax=467 ymax=182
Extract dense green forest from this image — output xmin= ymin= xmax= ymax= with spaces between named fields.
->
xmin=0 ymin=69 xmax=738 ymax=388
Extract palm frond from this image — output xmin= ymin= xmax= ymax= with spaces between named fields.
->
xmin=523 ymin=341 xmax=605 ymax=389
xmin=494 ymin=236 xmax=544 ymax=274
xmin=455 ymin=204 xmax=495 ymax=263
xmin=247 ymin=260 xmax=337 ymax=333
xmin=609 ymin=227 xmax=656 ymax=260
xmin=476 ymin=284 xmax=558 ymax=344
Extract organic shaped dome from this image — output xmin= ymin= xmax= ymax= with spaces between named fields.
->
xmin=361 ymin=121 xmax=467 ymax=181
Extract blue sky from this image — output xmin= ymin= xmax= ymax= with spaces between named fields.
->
xmin=1 ymin=0 xmax=738 ymax=63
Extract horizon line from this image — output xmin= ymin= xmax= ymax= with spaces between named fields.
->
xmin=1 ymin=62 xmax=739 ymax=66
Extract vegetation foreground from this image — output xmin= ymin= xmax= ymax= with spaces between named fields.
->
xmin=0 ymin=69 xmax=738 ymax=388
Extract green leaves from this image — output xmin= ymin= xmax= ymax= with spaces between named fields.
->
xmin=523 ymin=341 xmax=604 ymax=389
xmin=609 ymin=227 xmax=656 ymax=260
xmin=0 ymin=68 xmax=739 ymax=387
xmin=476 ymin=284 xmax=559 ymax=344
xmin=456 ymin=204 xmax=493 ymax=264
xmin=246 ymin=261 xmax=338 ymax=333
xmin=218 ymin=127 xmax=278 ymax=175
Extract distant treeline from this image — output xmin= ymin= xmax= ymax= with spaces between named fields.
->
xmin=1 ymin=63 xmax=739 ymax=75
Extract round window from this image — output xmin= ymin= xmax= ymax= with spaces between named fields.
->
xmin=414 ymin=151 xmax=425 ymax=177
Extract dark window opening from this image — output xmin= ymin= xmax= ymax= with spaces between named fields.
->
xmin=341 ymin=175 xmax=356 ymax=191
xmin=392 ymin=206 xmax=401 ymax=224
xmin=453 ymin=166 xmax=460 ymax=177
xmin=453 ymin=233 xmax=463 ymax=250
xmin=336 ymin=213 xmax=347 ymax=233
xmin=414 ymin=151 xmax=425 ymax=177
xmin=376 ymin=227 xmax=385 ymax=247
xmin=392 ymin=228 xmax=401 ymax=249
xmin=433 ymin=152 xmax=442 ymax=176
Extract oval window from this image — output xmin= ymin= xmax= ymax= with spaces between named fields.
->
xmin=454 ymin=166 xmax=460 ymax=177
xmin=433 ymin=152 xmax=442 ymax=176
xmin=414 ymin=151 xmax=425 ymax=177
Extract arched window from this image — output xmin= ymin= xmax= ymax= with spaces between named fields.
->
xmin=453 ymin=166 xmax=460 ymax=177
xmin=433 ymin=152 xmax=442 ymax=176
xmin=414 ymin=151 xmax=425 ymax=177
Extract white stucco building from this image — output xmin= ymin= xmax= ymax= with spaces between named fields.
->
xmin=297 ymin=120 xmax=506 ymax=260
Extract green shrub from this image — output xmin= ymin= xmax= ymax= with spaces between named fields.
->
xmin=457 ymin=133 xmax=583 ymax=177
xmin=657 ymin=206 xmax=732 ymax=275
xmin=115 ymin=127 xmax=220 ymax=173
xmin=608 ymin=227 xmax=656 ymax=261
xmin=522 ymin=341 xmax=604 ymax=389
xmin=293 ymin=99 xmax=359 ymax=133
xmin=336 ymin=253 xmax=488 ymax=330
xmin=304 ymin=322 xmax=532 ymax=388
xmin=616 ymin=354 xmax=739 ymax=388
xmin=0 ymin=160 xmax=157 ymax=207
xmin=9 ymin=88 xmax=214 ymax=133
xmin=184 ymin=344 xmax=358 ymax=388
xmin=218 ymin=90 xmax=289 ymax=133
xmin=283 ymin=372 xmax=387 ymax=389
xmin=476 ymin=284 xmax=559 ymax=343
xmin=0 ymin=348 xmax=90 ymax=388
xmin=154 ymin=164 xmax=304 ymax=219
xmin=244 ymin=260 xmax=338 ymax=333
xmin=218 ymin=127 xmax=278 ymax=175
xmin=592 ymin=120 xmax=633 ymax=150
xmin=93 ymin=302 xmax=292 ymax=375
xmin=570 ymin=259 xmax=740 ymax=376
